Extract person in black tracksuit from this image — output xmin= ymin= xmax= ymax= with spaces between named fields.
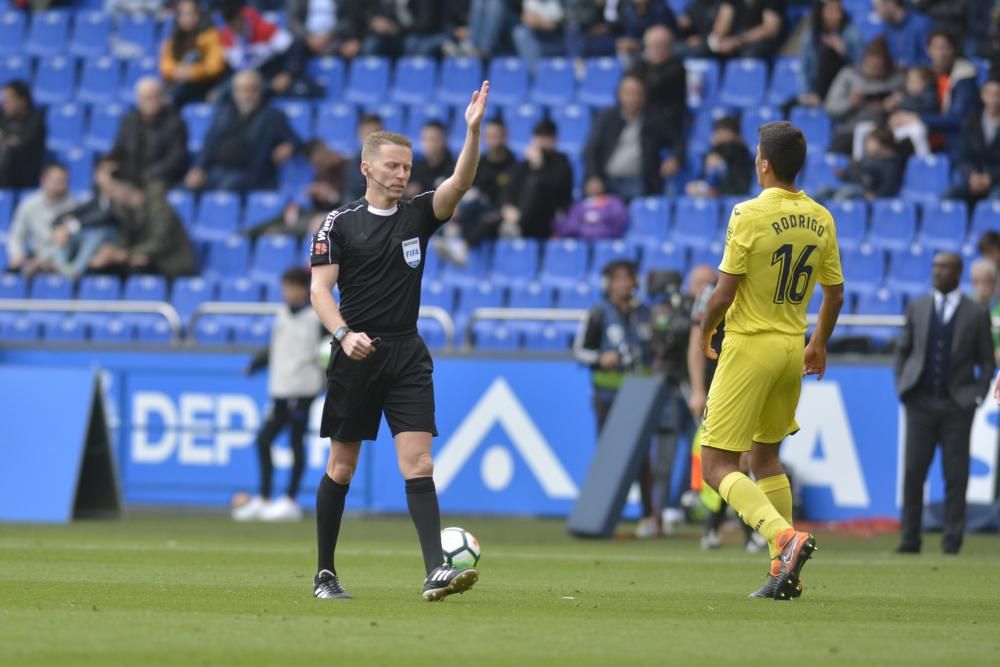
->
xmin=308 ymin=81 xmax=492 ymax=602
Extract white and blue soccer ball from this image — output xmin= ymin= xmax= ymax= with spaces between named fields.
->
xmin=441 ymin=527 xmax=481 ymax=570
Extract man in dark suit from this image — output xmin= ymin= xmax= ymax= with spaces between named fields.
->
xmin=894 ymin=252 xmax=996 ymax=554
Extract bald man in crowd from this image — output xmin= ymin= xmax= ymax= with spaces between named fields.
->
xmin=110 ymin=77 xmax=189 ymax=193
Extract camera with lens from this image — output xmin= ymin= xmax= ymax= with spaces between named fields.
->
xmin=646 ymin=270 xmax=694 ymax=380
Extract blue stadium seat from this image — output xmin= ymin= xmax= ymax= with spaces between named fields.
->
xmin=505 ymin=102 xmax=545 ymax=155
xmin=531 ymin=57 xmax=576 ymax=107
xmin=203 ymin=235 xmax=251 ymax=277
xmin=0 ymin=11 xmax=26 ymax=58
xmin=44 ymin=317 xmax=87 ymax=343
xmin=551 ymin=103 xmax=591 ymax=156
xmin=172 ymin=276 xmax=216 ymax=322
xmin=521 ymin=322 xmax=570 ymax=351
xmin=673 ymin=197 xmax=721 ymax=249
xmin=474 ymin=321 xmax=520 ymax=350
xmin=77 ymin=275 xmax=120 ymax=301
xmin=840 ymin=246 xmax=884 ymax=294
xmin=345 ymin=56 xmax=390 ymax=105
xmin=540 ymin=239 xmax=589 ymax=287
xmin=418 ymin=317 xmax=447 ymax=349
xmin=308 ymin=56 xmax=345 ymax=99
xmin=85 ymin=102 xmax=125 ymax=153
xmin=29 ymin=274 xmax=72 ymax=299
xmin=391 ymin=56 xmax=437 ymax=105
xmin=766 ymin=57 xmax=803 ymax=106
xmin=684 ymin=58 xmax=720 ymax=109
xmin=0 ymin=189 xmax=12 ymax=235
xmin=193 ymin=191 xmax=241 ymax=241
xmin=969 ymin=199 xmax=1000 ymax=244
xmin=120 ymin=56 xmax=157 ymax=104
xmin=491 ymin=237 xmax=539 ymax=287
xmin=231 ymin=316 xmax=272 ymax=346
xmin=554 ymin=281 xmax=595 ymax=308
xmin=423 ymin=241 xmax=441 ymax=279
xmin=124 ymin=275 xmax=167 ymax=301
xmin=440 ymin=245 xmax=490 ymax=288
xmin=0 ymin=272 xmax=25 ymax=298
xmin=363 ymin=101 xmax=405 ymax=134
xmin=900 ymin=154 xmax=950 ymax=208
xmin=218 ymin=277 xmax=261 ymax=302
xmin=870 ymin=199 xmax=917 ymax=251
xmin=687 ymin=105 xmax=733 ymax=156
xmin=46 ymin=102 xmax=84 ymax=152
xmin=406 ymin=103 xmax=450 ymax=142
xmin=130 ymin=317 xmax=173 ymax=344
xmin=578 ymin=57 xmax=621 ymax=108
xmin=64 ymin=147 xmax=94 ymax=192
xmin=26 ymin=9 xmax=70 ymax=58
xmin=508 ymin=281 xmax=554 ymax=309
xmin=181 ymin=103 xmax=214 ymax=153
xmin=689 ymin=242 xmax=724 ymax=271
xmin=887 ymin=246 xmax=932 ymax=297
xmin=457 ymin=281 xmax=504 ymax=314
xmin=115 ymin=12 xmax=157 ymax=58
xmin=487 ymin=57 xmax=529 ymax=107
xmin=854 ymin=288 xmax=904 ymax=347
xmin=591 ymin=239 xmax=639 ymax=275
xmin=640 ymin=240 xmax=686 ymax=276
xmin=279 ymin=157 xmax=315 ymax=200
xmin=718 ymin=58 xmax=767 ymax=108
xmin=789 ymin=106 xmax=831 ymax=151
xmin=918 ymin=199 xmax=967 ymax=251
xmin=0 ymin=55 xmax=29 ymax=87
xmin=192 ymin=316 xmax=228 ymax=344
xmin=627 ymin=196 xmax=670 ymax=245
xmin=826 ymin=199 xmax=868 ymax=251
xmin=167 ymin=189 xmax=195 ymax=228
xmin=316 ymin=102 xmax=358 ymax=154
xmin=252 ymin=234 xmax=297 ymax=283
xmin=90 ymin=317 xmax=134 ymax=343
xmin=69 ymin=11 xmax=110 ymax=58
xmin=0 ymin=317 xmax=41 ymax=342
xmin=244 ymin=191 xmax=287 ymax=229
xmin=438 ymin=57 xmax=483 ymax=106
xmin=33 ymin=55 xmax=76 ymax=105
xmin=421 ymin=279 xmax=455 ymax=311
xmin=273 ymin=100 xmax=313 ymax=141
xmin=741 ymin=106 xmax=781 ymax=150
xmin=803 ymin=152 xmax=848 ymax=192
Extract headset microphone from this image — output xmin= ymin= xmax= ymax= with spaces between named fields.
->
xmin=364 ymin=170 xmax=395 ymax=192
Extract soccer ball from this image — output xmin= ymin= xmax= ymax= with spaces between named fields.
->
xmin=441 ymin=527 xmax=480 ymax=570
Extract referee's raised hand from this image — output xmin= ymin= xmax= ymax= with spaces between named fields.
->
xmin=464 ymin=81 xmax=490 ymax=132
xmin=341 ymin=331 xmax=375 ymax=360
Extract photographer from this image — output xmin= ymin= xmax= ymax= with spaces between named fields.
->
xmin=574 ymin=260 xmax=657 ymax=538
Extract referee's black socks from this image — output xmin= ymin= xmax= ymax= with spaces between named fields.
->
xmin=405 ymin=477 xmax=444 ymax=575
xmin=316 ymin=474 xmax=349 ymax=574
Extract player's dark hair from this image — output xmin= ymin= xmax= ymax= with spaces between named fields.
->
xmin=532 ymin=118 xmax=558 ymax=138
xmin=3 ymin=80 xmax=32 ymax=108
xmin=281 ymin=266 xmax=311 ymax=287
xmin=758 ymin=121 xmax=807 ymax=183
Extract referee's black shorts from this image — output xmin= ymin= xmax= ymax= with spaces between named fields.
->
xmin=320 ymin=334 xmax=437 ymax=442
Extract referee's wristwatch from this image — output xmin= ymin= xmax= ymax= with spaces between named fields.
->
xmin=333 ymin=326 xmax=351 ymax=345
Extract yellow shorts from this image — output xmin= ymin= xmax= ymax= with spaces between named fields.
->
xmin=701 ymin=332 xmax=803 ymax=453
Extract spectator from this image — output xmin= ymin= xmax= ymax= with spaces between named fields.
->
xmin=970 ymin=258 xmax=1000 ymax=347
xmin=342 ymin=113 xmax=384 ymax=202
xmin=824 ymin=126 xmax=904 ymax=200
xmin=707 ymin=0 xmax=784 ymax=59
xmin=910 ymin=0 xmax=968 ymax=39
xmin=872 ymin=0 xmax=931 ymax=67
xmin=946 ymin=78 xmax=1000 ymax=204
xmin=513 ymin=0 xmax=567 ymax=71
xmin=402 ymin=0 xmax=470 ymax=58
xmin=6 ymin=164 xmax=76 ymax=277
xmin=448 ymin=0 xmax=521 ymax=57
xmin=355 ymin=1 xmax=406 ymax=57
xmin=583 ymin=73 xmax=681 ymax=200
xmin=685 ymin=116 xmax=754 ymax=198
xmin=674 ymin=0 xmax=721 ymax=57
xmin=980 ymin=231 xmax=1000 ymax=269
xmin=799 ymin=0 xmax=864 ymax=107
xmin=0 ymin=81 xmax=45 ymax=189
xmin=554 ymin=192 xmax=629 ymax=239
xmin=565 ymin=0 xmax=619 ymax=61
xmin=184 ymin=70 xmax=298 ymax=193
xmin=51 ymin=158 xmax=124 ymax=279
xmin=110 ymin=78 xmax=188 ymax=191
xmin=501 ymin=119 xmax=574 ymax=240
xmin=981 ymin=4 xmax=1000 ymax=73
xmin=160 ymin=0 xmax=227 ymax=108
xmin=617 ymin=0 xmax=677 ymax=60
xmin=886 ymin=28 xmax=980 ymax=158
xmin=825 ymin=38 xmax=904 ymax=155
xmin=408 ymin=121 xmax=455 ymax=197
xmin=287 ymin=0 xmax=360 ymax=59
xmin=218 ymin=0 xmax=307 ymax=97
xmin=627 ymin=25 xmax=687 ymax=130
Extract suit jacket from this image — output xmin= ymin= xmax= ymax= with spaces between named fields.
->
xmin=894 ymin=294 xmax=996 ymax=410
xmin=110 ymin=108 xmax=189 ymax=188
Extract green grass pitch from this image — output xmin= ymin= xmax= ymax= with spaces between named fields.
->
xmin=2 ymin=514 xmax=999 ymax=666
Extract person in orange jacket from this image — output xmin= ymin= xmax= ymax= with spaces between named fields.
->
xmin=160 ymin=0 xmax=227 ymax=108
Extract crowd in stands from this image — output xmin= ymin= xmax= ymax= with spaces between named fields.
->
xmin=0 ymin=0 xmax=999 ymax=348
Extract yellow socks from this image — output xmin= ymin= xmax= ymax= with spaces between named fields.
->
xmin=718 ymin=472 xmax=791 ymax=547
xmin=757 ymin=474 xmax=793 ymax=558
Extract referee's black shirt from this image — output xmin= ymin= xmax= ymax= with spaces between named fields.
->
xmin=310 ymin=190 xmax=447 ymax=337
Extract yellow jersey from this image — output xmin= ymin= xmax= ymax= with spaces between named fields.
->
xmin=718 ymin=187 xmax=844 ymax=336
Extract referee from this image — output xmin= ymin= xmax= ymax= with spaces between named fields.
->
xmin=309 ymin=82 xmax=490 ymax=601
